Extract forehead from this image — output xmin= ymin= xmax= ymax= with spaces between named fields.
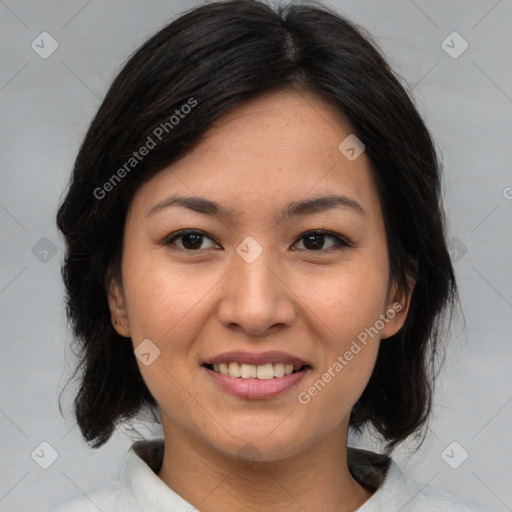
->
xmin=192 ymin=89 xmax=350 ymax=172
xmin=129 ymin=90 xmax=381 ymax=223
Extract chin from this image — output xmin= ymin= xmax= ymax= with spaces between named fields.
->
xmin=208 ymin=429 xmax=310 ymax=465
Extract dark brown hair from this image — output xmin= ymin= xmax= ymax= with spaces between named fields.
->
xmin=56 ymin=0 xmax=457 ymax=450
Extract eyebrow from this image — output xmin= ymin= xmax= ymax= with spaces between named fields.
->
xmin=146 ymin=193 xmax=365 ymax=220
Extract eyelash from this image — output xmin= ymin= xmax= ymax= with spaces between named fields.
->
xmin=162 ymin=229 xmax=352 ymax=253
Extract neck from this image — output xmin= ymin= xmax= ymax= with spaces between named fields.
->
xmin=157 ymin=421 xmax=373 ymax=512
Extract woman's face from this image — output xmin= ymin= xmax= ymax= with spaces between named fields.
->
xmin=109 ymin=90 xmax=409 ymax=462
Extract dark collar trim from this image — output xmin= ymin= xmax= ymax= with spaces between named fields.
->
xmin=132 ymin=439 xmax=391 ymax=492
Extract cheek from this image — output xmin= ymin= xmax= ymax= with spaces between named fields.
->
xmin=121 ymin=247 xmax=215 ymax=342
xmin=291 ymin=258 xmax=386 ymax=407
xmin=297 ymin=259 xmax=389 ymax=345
xmin=120 ymin=249 xmax=221 ymax=403
xmin=121 ymin=251 xmax=213 ymax=418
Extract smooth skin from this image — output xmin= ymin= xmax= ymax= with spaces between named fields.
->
xmin=108 ymin=89 xmax=413 ymax=512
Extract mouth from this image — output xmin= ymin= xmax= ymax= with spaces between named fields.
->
xmin=203 ymin=362 xmax=311 ymax=379
xmin=201 ymin=351 xmax=312 ymax=399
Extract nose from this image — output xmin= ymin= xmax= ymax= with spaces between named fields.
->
xmin=216 ymin=247 xmax=296 ymax=337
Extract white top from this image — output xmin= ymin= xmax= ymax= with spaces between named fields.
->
xmin=53 ymin=439 xmax=486 ymax=512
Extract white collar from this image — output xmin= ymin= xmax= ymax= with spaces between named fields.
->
xmin=117 ymin=438 xmax=399 ymax=511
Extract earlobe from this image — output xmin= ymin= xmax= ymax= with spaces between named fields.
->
xmin=107 ymin=278 xmax=131 ymax=338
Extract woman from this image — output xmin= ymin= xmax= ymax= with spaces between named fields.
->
xmin=54 ymin=0 xmax=486 ymax=510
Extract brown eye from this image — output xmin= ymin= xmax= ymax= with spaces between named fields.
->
xmin=164 ymin=230 xmax=218 ymax=251
xmin=293 ymin=230 xmax=350 ymax=251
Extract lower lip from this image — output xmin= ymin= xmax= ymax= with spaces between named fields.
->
xmin=203 ymin=366 xmax=310 ymax=400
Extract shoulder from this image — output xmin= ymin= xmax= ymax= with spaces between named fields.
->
xmin=368 ymin=460 xmax=487 ymax=511
xmin=348 ymin=447 xmax=487 ymax=512
xmin=52 ymin=480 xmax=121 ymax=512
xmin=410 ymin=482 xmax=487 ymax=511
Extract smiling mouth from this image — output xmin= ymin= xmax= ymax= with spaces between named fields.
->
xmin=203 ymin=362 xmax=311 ymax=379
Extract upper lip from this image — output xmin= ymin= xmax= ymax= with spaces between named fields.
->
xmin=203 ymin=351 xmax=311 ymax=368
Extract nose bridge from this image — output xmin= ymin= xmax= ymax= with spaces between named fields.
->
xmin=217 ymin=236 xmax=295 ymax=334
xmin=237 ymin=243 xmax=274 ymax=289
xmin=233 ymin=237 xmax=280 ymax=305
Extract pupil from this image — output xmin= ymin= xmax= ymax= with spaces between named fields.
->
xmin=305 ymin=234 xmax=323 ymax=250
xmin=183 ymin=233 xmax=202 ymax=249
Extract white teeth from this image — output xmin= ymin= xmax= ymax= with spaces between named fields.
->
xmin=256 ymin=363 xmax=274 ymax=380
xmin=228 ymin=362 xmax=241 ymax=377
xmin=274 ymin=362 xmax=285 ymax=378
xmin=240 ymin=363 xmax=257 ymax=378
xmin=210 ymin=362 xmax=303 ymax=379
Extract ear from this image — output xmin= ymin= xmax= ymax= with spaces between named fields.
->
xmin=107 ymin=276 xmax=131 ymax=338
xmin=380 ymin=276 xmax=415 ymax=340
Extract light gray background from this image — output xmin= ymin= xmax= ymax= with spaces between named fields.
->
xmin=1 ymin=0 xmax=511 ymax=510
